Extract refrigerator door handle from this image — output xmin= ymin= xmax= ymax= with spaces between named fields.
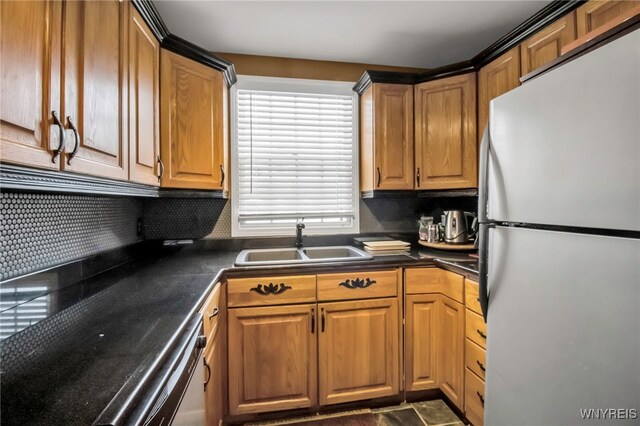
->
xmin=478 ymin=223 xmax=492 ymax=322
xmin=478 ymin=126 xmax=490 ymax=224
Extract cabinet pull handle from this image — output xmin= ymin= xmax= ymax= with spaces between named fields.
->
xmin=321 ymin=307 xmax=325 ymax=332
xmin=416 ymin=167 xmax=420 ymax=187
xmin=208 ymin=307 xmax=219 ymax=320
xmin=51 ymin=111 xmax=66 ymax=163
xmin=311 ymin=308 xmax=315 ymax=333
xmin=157 ymin=156 xmax=164 ymax=182
xmin=203 ymin=358 xmax=211 ymax=390
xmin=477 ymin=391 xmax=484 ymax=406
xmin=250 ymin=283 xmax=291 ymax=295
xmin=338 ymin=277 xmax=376 ymax=289
xmin=476 ymin=360 xmax=486 ymax=372
xmin=477 ymin=329 xmax=487 ymax=339
xmin=376 ymin=167 xmax=381 ymax=187
xmin=66 ymin=116 xmax=80 ymax=164
xmin=220 ymin=164 xmax=225 ymax=186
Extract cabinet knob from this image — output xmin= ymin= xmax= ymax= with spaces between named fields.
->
xmin=477 ymin=329 xmax=487 ymax=339
xmin=157 ymin=156 xmax=164 ymax=182
xmin=376 ymin=167 xmax=381 ymax=187
xmin=66 ymin=116 xmax=80 ymax=164
xmin=208 ymin=307 xmax=219 ymax=320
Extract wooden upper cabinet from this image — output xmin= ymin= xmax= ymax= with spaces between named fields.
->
xmin=228 ymin=304 xmax=317 ymax=415
xmin=160 ymin=49 xmax=226 ymax=189
xmin=0 ymin=0 xmax=62 ymax=169
xmin=520 ymin=12 xmax=577 ymax=75
xmin=128 ymin=6 xmax=160 ymax=186
xmin=478 ymin=47 xmax=520 ymax=139
xmin=576 ymin=0 xmax=640 ymax=37
xmin=318 ymin=298 xmax=399 ymax=405
xmin=62 ymin=0 xmax=128 ymax=180
xmin=414 ymin=73 xmax=477 ymax=190
xmin=360 ymin=84 xmax=414 ymax=191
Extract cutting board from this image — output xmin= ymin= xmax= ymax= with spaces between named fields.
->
xmin=418 ymin=240 xmax=475 ymax=251
xmin=364 ymin=240 xmax=410 ymax=251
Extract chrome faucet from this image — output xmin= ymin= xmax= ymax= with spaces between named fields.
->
xmin=295 ymin=219 xmax=305 ymax=248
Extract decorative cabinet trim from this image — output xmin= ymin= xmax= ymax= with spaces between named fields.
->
xmin=249 ymin=283 xmax=292 ymax=296
xmin=338 ymin=277 xmax=377 ymax=289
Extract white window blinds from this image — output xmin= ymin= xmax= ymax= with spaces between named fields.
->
xmin=234 ymin=80 xmax=357 ymax=235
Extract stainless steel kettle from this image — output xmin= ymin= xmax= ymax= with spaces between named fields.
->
xmin=443 ymin=210 xmax=477 ymax=244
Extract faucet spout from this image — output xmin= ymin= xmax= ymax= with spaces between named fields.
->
xmin=295 ymin=220 xmax=305 ymax=248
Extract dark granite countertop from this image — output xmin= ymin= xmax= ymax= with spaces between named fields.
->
xmin=0 ymin=241 xmax=477 ymax=425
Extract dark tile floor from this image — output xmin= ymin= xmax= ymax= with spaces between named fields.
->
xmin=247 ymin=400 xmax=465 ymax=426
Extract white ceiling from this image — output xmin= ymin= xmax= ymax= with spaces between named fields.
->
xmin=154 ymin=0 xmax=552 ymax=69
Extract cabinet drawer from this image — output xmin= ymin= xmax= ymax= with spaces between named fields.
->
xmin=465 ymin=309 xmax=487 ymax=349
xmin=465 ymin=368 xmax=485 ymax=426
xmin=465 ymin=338 xmax=486 ymax=381
xmin=317 ymin=270 xmax=398 ymax=301
xmin=405 ymin=268 xmax=463 ymax=303
xmin=200 ymin=282 xmax=222 ymax=341
xmin=227 ymin=275 xmax=316 ymax=307
xmin=465 ymin=279 xmax=482 ymax=315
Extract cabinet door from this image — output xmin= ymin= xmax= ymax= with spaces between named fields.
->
xmin=1 ymin=0 xmax=62 ymax=169
xmin=405 ymin=294 xmax=440 ymax=391
xmin=478 ymin=47 xmax=520 ymax=140
xmin=520 ymin=12 xmax=577 ymax=75
xmin=204 ymin=319 xmax=224 ymax=426
xmin=128 ymin=6 xmax=160 ymax=186
xmin=373 ymin=84 xmax=414 ymax=190
xmin=160 ymin=49 xmax=225 ymax=189
xmin=228 ymin=304 xmax=317 ymax=415
xmin=439 ymin=296 xmax=465 ymax=410
xmin=318 ymin=298 xmax=399 ymax=405
xmin=62 ymin=0 xmax=128 ymax=180
xmin=576 ymin=0 xmax=640 ymax=37
xmin=414 ymin=73 xmax=477 ymax=190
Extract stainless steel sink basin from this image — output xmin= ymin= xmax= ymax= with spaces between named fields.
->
xmin=235 ymin=246 xmax=372 ymax=266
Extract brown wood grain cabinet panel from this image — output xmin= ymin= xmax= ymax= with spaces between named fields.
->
xmin=466 ymin=309 xmax=487 ymax=349
xmin=465 ymin=279 xmax=482 ymax=315
xmin=405 ymin=268 xmax=464 ymax=303
xmin=359 ymin=87 xmax=375 ymax=192
xmin=62 ymin=0 xmax=128 ymax=180
xmin=203 ymin=286 xmax=226 ymax=426
xmin=129 ymin=5 xmax=160 ymax=185
xmin=227 ymin=275 xmax=316 ymax=307
xmin=478 ymin=47 xmax=520 ymax=139
xmin=228 ymin=304 xmax=317 ymax=415
xmin=465 ymin=338 xmax=486 ymax=382
xmin=405 ymin=294 xmax=440 ymax=391
xmin=316 ymin=269 xmax=398 ymax=302
xmin=414 ymin=73 xmax=477 ymax=190
xmin=465 ymin=368 xmax=485 ymax=426
xmin=318 ymin=298 xmax=399 ymax=405
xmin=160 ymin=49 xmax=225 ymax=189
xmin=520 ymin=12 xmax=577 ymax=75
xmin=1 ymin=0 xmax=62 ymax=169
xmin=576 ymin=0 xmax=640 ymax=37
xmin=439 ymin=296 xmax=465 ymax=410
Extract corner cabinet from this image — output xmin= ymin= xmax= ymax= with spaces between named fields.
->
xmin=414 ymin=73 xmax=477 ymax=190
xmin=576 ymin=0 xmax=640 ymax=38
xmin=160 ymin=49 xmax=227 ymax=190
xmin=360 ymin=84 xmax=414 ymax=191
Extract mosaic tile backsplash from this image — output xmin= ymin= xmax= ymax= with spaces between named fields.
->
xmin=0 ymin=192 xmax=142 ymax=281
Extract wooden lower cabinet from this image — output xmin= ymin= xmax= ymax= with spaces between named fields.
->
xmin=204 ymin=322 xmax=224 ymax=426
xmin=405 ymin=294 xmax=439 ymax=391
xmin=318 ymin=298 xmax=400 ymax=405
xmin=227 ymin=304 xmax=317 ymax=415
xmin=439 ymin=296 xmax=465 ymax=409
xmin=465 ymin=368 xmax=485 ymax=426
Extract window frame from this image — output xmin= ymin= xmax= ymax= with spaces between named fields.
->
xmin=230 ymin=75 xmax=360 ymax=237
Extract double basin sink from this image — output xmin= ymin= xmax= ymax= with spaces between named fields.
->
xmin=235 ymin=246 xmax=372 ymax=266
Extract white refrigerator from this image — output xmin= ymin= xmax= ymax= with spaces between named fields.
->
xmin=477 ymin=28 xmax=640 ymax=425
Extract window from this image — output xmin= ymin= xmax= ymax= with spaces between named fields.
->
xmin=231 ymin=76 xmax=359 ymax=237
